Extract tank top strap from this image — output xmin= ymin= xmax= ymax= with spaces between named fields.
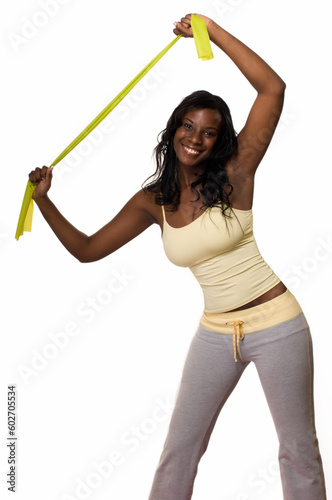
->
xmin=161 ymin=203 xmax=166 ymax=221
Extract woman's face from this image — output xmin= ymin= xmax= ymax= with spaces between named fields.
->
xmin=173 ymin=108 xmax=222 ymax=169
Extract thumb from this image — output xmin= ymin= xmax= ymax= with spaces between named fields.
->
xmin=40 ymin=165 xmax=53 ymax=188
xmin=47 ymin=166 xmax=54 ymax=181
xmin=43 ymin=165 xmax=53 ymax=190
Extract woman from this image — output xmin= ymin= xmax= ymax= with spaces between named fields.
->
xmin=29 ymin=14 xmax=326 ymax=500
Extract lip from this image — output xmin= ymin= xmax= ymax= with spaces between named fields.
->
xmin=182 ymin=144 xmax=203 ymax=156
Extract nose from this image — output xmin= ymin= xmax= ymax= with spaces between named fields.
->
xmin=189 ymin=130 xmax=202 ymax=145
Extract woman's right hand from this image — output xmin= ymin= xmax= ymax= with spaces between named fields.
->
xmin=29 ymin=165 xmax=53 ymax=201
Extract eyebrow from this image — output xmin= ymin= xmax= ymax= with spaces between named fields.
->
xmin=183 ymin=117 xmax=219 ymax=131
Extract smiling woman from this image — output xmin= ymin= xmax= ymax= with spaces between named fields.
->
xmin=143 ymin=90 xmax=238 ymax=223
xmin=27 ymin=12 xmax=327 ymax=500
xmin=174 ymin=108 xmax=221 ymax=161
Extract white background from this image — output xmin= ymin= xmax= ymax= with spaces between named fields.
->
xmin=1 ymin=0 xmax=331 ymax=499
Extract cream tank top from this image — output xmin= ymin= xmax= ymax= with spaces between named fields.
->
xmin=161 ymin=204 xmax=281 ymax=314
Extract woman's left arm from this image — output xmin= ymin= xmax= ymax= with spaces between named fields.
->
xmin=174 ymin=15 xmax=286 ymax=176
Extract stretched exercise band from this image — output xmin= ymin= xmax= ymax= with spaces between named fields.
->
xmin=15 ymin=15 xmax=213 ymax=240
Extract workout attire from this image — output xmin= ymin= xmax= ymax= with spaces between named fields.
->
xmin=148 ymin=205 xmax=326 ymax=500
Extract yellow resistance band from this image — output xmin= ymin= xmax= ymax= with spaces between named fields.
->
xmin=15 ymin=15 xmax=213 ymax=240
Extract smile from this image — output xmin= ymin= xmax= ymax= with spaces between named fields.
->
xmin=182 ymin=145 xmax=202 ymax=155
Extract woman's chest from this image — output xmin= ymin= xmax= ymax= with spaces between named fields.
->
xmin=162 ymin=207 xmax=253 ymax=268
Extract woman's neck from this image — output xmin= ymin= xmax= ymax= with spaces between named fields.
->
xmin=178 ymin=164 xmax=204 ymax=191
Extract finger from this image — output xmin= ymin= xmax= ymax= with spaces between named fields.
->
xmin=29 ymin=165 xmax=49 ymax=183
xmin=29 ymin=167 xmax=42 ymax=183
xmin=173 ymin=13 xmax=192 ymax=28
xmin=41 ymin=165 xmax=49 ymax=176
xmin=173 ymin=21 xmax=192 ymax=37
xmin=180 ymin=14 xmax=192 ymax=25
xmin=178 ymin=18 xmax=191 ymax=30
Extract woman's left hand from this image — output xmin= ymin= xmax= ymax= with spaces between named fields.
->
xmin=173 ymin=14 xmax=215 ymax=38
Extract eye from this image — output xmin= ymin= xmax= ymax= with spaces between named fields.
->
xmin=205 ymin=131 xmax=216 ymax=137
xmin=183 ymin=122 xmax=192 ymax=129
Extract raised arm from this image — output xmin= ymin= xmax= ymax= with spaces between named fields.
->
xmin=174 ymin=15 xmax=286 ymax=177
xmin=29 ymin=166 xmax=155 ymax=263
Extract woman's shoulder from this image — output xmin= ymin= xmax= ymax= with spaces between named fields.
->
xmin=130 ymin=188 xmax=163 ymax=227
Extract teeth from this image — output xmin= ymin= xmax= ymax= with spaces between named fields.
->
xmin=184 ymin=146 xmax=201 ymax=155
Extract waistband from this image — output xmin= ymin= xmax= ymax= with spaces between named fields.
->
xmin=199 ymin=289 xmax=303 ymax=362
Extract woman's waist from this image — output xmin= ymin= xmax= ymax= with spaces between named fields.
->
xmin=199 ymin=271 xmax=282 ymax=314
xmin=200 ymin=289 xmax=303 ymax=334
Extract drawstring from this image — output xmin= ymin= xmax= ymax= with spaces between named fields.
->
xmin=225 ymin=320 xmax=244 ymax=362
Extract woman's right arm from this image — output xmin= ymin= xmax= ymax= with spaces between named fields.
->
xmin=30 ymin=166 xmax=156 ymax=263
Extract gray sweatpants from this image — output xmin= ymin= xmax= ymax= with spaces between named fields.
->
xmin=148 ymin=313 xmax=326 ymax=500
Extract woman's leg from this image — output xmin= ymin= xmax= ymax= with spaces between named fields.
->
xmin=243 ymin=314 xmax=326 ymax=500
xmin=148 ymin=326 xmax=249 ymax=500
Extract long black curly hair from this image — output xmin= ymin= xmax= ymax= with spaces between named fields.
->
xmin=143 ymin=90 xmax=238 ymax=217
